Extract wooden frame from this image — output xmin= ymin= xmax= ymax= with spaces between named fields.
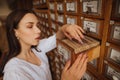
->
xmin=81 ymin=0 xmax=104 ymax=18
xmin=111 ymin=0 xmax=120 ymax=20
xmin=80 ymin=17 xmax=104 ymax=39
xmin=104 ymin=63 xmax=120 ymax=80
xmin=108 ymin=21 xmax=120 ymax=46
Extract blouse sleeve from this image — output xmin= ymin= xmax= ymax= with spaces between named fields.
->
xmin=37 ymin=34 xmax=56 ymax=53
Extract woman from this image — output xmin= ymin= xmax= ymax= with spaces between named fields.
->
xmin=3 ymin=9 xmax=88 ymax=80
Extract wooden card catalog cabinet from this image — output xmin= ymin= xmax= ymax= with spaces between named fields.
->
xmin=111 ymin=0 xmax=120 ymax=20
xmin=65 ymin=1 xmax=78 ymax=14
xmin=57 ymin=14 xmax=64 ymax=24
xmin=66 ymin=15 xmax=77 ymax=24
xmin=57 ymin=2 xmax=64 ymax=13
xmin=81 ymin=17 xmax=104 ymax=39
xmin=104 ymin=63 xmax=120 ymax=80
xmin=108 ymin=21 xmax=120 ymax=46
xmin=57 ymin=36 xmax=100 ymax=64
xmin=81 ymin=0 xmax=104 ymax=18
xmin=105 ymin=43 xmax=120 ymax=66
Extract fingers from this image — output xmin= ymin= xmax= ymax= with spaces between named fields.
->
xmin=70 ymin=54 xmax=82 ymax=69
xmin=63 ymin=60 xmax=71 ymax=72
xmin=64 ymin=32 xmax=72 ymax=40
xmin=75 ymin=53 xmax=88 ymax=79
xmin=77 ymin=53 xmax=88 ymax=71
xmin=77 ymin=26 xmax=85 ymax=34
xmin=75 ymin=28 xmax=84 ymax=39
xmin=68 ymin=24 xmax=85 ymax=44
xmin=77 ymin=56 xmax=88 ymax=77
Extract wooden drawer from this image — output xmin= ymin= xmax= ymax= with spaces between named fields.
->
xmin=66 ymin=15 xmax=78 ymax=24
xmin=111 ymin=0 xmax=120 ymax=21
xmin=65 ymin=0 xmax=79 ymax=15
xmin=108 ymin=21 xmax=120 ymax=46
xmin=57 ymin=2 xmax=65 ymax=13
xmin=103 ymin=61 xmax=120 ymax=80
xmin=56 ymin=14 xmax=65 ymax=24
xmin=105 ymin=42 xmax=120 ymax=67
xmin=57 ymin=36 xmax=100 ymax=64
xmin=50 ymin=12 xmax=56 ymax=22
xmin=49 ymin=2 xmax=56 ymax=12
xmin=80 ymin=17 xmax=104 ymax=39
xmin=80 ymin=0 xmax=105 ymax=19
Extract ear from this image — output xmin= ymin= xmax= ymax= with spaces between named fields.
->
xmin=14 ymin=29 xmax=19 ymax=37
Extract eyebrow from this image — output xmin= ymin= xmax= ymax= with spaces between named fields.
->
xmin=26 ymin=22 xmax=34 ymax=24
xmin=26 ymin=21 xmax=39 ymax=24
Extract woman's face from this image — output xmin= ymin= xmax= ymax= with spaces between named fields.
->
xmin=15 ymin=13 xmax=41 ymax=46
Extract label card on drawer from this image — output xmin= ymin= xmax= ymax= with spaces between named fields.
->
xmin=83 ymin=21 xmax=97 ymax=33
xmin=50 ymin=13 xmax=55 ymax=20
xmin=113 ymin=26 xmax=120 ymax=40
xmin=58 ymin=15 xmax=64 ymax=23
xmin=110 ymin=49 xmax=120 ymax=64
xmin=57 ymin=3 xmax=63 ymax=12
xmin=50 ymin=3 xmax=54 ymax=10
xmin=83 ymin=1 xmax=98 ymax=13
xmin=66 ymin=2 xmax=77 ymax=12
xmin=67 ymin=17 xmax=76 ymax=24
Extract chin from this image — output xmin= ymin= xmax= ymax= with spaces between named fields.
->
xmin=32 ymin=42 xmax=39 ymax=46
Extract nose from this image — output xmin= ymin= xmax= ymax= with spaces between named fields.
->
xmin=35 ymin=26 xmax=41 ymax=34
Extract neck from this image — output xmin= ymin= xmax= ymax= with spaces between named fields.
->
xmin=17 ymin=40 xmax=32 ymax=59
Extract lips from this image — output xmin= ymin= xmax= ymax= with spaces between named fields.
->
xmin=35 ymin=36 xmax=40 ymax=40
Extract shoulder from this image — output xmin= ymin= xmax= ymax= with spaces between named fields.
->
xmin=3 ymin=58 xmax=21 ymax=72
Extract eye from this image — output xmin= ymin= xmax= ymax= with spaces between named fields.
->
xmin=27 ymin=24 xmax=33 ymax=28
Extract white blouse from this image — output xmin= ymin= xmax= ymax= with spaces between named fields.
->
xmin=3 ymin=35 xmax=56 ymax=80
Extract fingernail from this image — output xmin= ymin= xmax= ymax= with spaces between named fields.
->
xmin=80 ymin=40 xmax=84 ymax=44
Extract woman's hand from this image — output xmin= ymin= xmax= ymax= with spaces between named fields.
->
xmin=61 ymin=53 xmax=88 ymax=80
xmin=56 ymin=24 xmax=85 ymax=44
